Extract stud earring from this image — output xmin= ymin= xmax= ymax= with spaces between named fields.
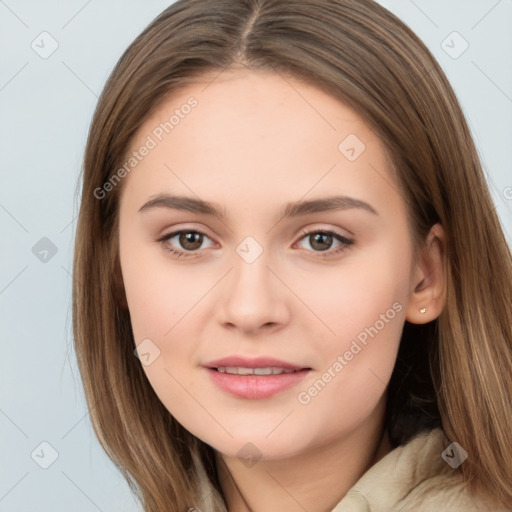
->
xmin=419 ymin=307 xmax=426 ymax=314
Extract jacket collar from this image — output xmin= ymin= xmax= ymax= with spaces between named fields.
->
xmin=331 ymin=427 xmax=498 ymax=511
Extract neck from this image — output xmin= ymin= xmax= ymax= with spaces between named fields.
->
xmin=215 ymin=394 xmax=391 ymax=512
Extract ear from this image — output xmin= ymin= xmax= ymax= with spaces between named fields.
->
xmin=405 ymin=223 xmax=447 ymax=324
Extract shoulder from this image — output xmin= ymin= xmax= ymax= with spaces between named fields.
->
xmin=333 ymin=428 xmax=511 ymax=512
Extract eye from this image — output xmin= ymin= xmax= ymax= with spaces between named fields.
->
xmin=156 ymin=227 xmax=354 ymax=259
xmin=295 ymin=228 xmax=354 ymax=258
xmin=156 ymin=228 xmax=214 ymax=258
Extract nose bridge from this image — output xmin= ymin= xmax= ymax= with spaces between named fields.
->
xmin=231 ymin=236 xmax=276 ymax=303
xmin=233 ymin=242 xmax=271 ymax=290
xmin=218 ymin=236 xmax=287 ymax=330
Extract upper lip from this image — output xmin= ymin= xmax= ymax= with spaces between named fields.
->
xmin=203 ymin=356 xmax=310 ymax=370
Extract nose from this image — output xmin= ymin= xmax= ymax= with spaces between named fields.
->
xmin=216 ymin=247 xmax=290 ymax=334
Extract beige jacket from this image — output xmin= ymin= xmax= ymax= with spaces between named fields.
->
xmin=332 ymin=427 xmax=511 ymax=511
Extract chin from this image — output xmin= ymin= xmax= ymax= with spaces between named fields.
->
xmin=199 ymin=427 xmax=311 ymax=463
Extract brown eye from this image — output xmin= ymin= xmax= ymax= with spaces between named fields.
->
xmin=178 ymin=232 xmax=204 ymax=251
xmin=296 ymin=229 xmax=354 ymax=258
xmin=309 ymin=232 xmax=334 ymax=251
xmin=157 ymin=229 xmax=214 ymax=257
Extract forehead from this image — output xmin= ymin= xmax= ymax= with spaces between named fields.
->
xmin=118 ymin=68 xmax=401 ymax=223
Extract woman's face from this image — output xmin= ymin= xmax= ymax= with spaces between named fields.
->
xmin=117 ymin=68 xmax=418 ymax=460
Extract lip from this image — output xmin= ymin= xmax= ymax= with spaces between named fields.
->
xmin=202 ymin=356 xmax=312 ymax=400
xmin=203 ymin=356 xmax=309 ymax=371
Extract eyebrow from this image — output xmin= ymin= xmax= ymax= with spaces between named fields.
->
xmin=138 ymin=193 xmax=378 ymax=221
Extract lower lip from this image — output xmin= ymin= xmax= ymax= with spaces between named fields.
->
xmin=204 ymin=367 xmax=311 ymax=399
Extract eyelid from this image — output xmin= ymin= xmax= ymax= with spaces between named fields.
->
xmin=295 ymin=225 xmax=352 ymax=243
xmin=155 ymin=222 xmax=214 ymax=241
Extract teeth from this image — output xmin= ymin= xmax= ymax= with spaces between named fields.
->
xmin=216 ymin=367 xmax=298 ymax=375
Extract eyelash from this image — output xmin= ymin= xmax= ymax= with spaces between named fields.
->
xmin=156 ymin=227 xmax=354 ymax=259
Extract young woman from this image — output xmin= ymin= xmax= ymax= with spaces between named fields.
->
xmin=72 ymin=0 xmax=512 ymax=510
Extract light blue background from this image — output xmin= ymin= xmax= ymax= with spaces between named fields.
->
xmin=1 ymin=1 xmax=511 ymax=510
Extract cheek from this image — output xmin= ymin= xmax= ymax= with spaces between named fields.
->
xmin=120 ymin=251 xmax=204 ymax=413
xmin=120 ymin=241 xmax=217 ymax=404
xmin=296 ymin=244 xmax=408 ymax=413
xmin=120 ymin=235 xmax=205 ymax=344
xmin=292 ymin=323 xmax=404 ymax=448
xmin=308 ymin=244 xmax=409 ymax=350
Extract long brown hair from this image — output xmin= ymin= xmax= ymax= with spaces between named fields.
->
xmin=72 ymin=0 xmax=512 ymax=510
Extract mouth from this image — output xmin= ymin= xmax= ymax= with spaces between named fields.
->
xmin=204 ymin=366 xmax=312 ymax=399
xmin=202 ymin=356 xmax=312 ymax=399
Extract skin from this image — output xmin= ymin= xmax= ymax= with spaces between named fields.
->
xmin=117 ymin=67 xmax=446 ymax=511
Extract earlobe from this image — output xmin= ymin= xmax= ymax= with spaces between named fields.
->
xmin=405 ymin=223 xmax=447 ymax=324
